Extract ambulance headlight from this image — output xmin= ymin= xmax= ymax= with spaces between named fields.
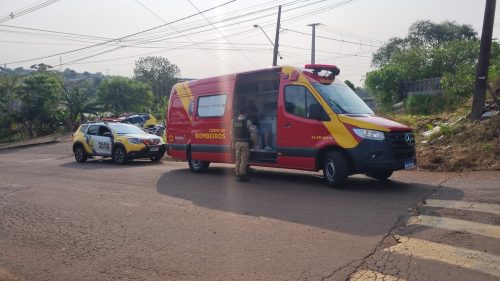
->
xmin=352 ymin=128 xmax=385 ymax=141
xmin=128 ymin=138 xmax=143 ymax=144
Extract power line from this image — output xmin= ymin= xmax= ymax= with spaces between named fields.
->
xmin=0 ymin=24 xmax=113 ymax=41
xmin=124 ymin=0 xmax=303 ymax=46
xmin=6 ymin=0 xmax=364 ymax=69
xmin=4 ymin=0 xmax=237 ymax=65
xmin=51 ymin=28 xmax=259 ymax=67
xmin=318 ymin=24 xmax=384 ymax=44
xmin=7 ymin=0 xmax=294 ymax=66
xmin=132 ymin=0 xmax=239 ymax=71
xmin=128 ymin=0 xmax=300 ymax=41
xmin=186 ymin=0 xmax=259 ymax=67
xmin=283 ymin=28 xmax=381 ymax=48
xmin=0 ymin=0 xmax=62 ymax=24
xmin=280 ymin=44 xmax=373 ymax=57
xmin=3 ymin=0 xmax=312 ymax=66
xmin=62 ymin=0 xmax=348 ymax=68
xmin=50 ymin=0 xmax=311 ymax=66
xmin=283 ymin=0 xmax=355 ymax=24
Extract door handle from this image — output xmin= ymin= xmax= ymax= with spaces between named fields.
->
xmin=282 ymin=123 xmax=293 ymax=128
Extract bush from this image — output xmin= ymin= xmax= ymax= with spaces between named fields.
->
xmin=441 ymin=64 xmax=475 ymax=110
xmin=404 ymin=95 xmax=447 ymax=114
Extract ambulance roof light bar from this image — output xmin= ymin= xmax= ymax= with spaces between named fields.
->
xmin=304 ymin=64 xmax=340 ymax=85
xmin=304 ymin=64 xmax=340 ymax=76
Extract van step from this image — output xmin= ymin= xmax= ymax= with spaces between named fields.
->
xmin=250 ymin=151 xmax=277 ymax=163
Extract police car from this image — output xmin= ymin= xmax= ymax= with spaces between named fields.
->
xmin=72 ymin=122 xmax=165 ymax=164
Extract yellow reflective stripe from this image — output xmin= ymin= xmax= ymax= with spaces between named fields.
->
xmin=323 ymin=116 xmax=359 ymax=148
xmin=281 ymin=66 xmax=310 ymax=84
xmin=338 ymin=115 xmax=390 ymax=132
xmin=175 ymin=83 xmax=194 ymax=120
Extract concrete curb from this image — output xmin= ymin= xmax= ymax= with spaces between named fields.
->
xmin=0 ymin=134 xmax=72 ymax=151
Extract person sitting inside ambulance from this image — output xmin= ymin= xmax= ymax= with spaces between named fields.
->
xmin=248 ymin=105 xmax=272 ymax=151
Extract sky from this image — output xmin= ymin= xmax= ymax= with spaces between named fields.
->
xmin=0 ymin=0 xmax=499 ymax=86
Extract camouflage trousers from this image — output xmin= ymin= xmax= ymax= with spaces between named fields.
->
xmin=235 ymin=142 xmax=249 ymax=176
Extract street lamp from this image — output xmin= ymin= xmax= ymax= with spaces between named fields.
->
xmin=253 ymin=24 xmax=275 ymax=47
xmin=253 ymin=24 xmax=282 ymax=66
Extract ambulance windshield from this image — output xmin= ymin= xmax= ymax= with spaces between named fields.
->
xmin=313 ymin=83 xmax=373 ymax=114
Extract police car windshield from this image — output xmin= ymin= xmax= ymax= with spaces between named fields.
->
xmin=313 ymin=83 xmax=373 ymax=114
xmin=110 ymin=124 xmax=146 ymax=135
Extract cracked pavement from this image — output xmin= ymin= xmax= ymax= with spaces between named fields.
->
xmin=0 ymin=142 xmax=498 ymax=281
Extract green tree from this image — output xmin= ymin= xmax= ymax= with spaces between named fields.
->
xmin=372 ymin=20 xmax=477 ymax=67
xmin=365 ymin=20 xmax=481 ymax=112
xmin=487 ymin=40 xmax=500 ymax=101
xmin=62 ymin=80 xmax=100 ymax=129
xmin=30 ymin=63 xmax=53 ymax=72
xmin=0 ymin=75 xmax=21 ymax=113
xmin=16 ymin=73 xmax=64 ymax=137
xmin=97 ymin=77 xmax=153 ymax=115
xmin=134 ymin=56 xmax=180 ymax=118
xmin=0 ymin=75 xmax=22 ymax=139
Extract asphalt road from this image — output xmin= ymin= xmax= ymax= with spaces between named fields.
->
xmin=0 ymin=142 xmax=498 ymax=281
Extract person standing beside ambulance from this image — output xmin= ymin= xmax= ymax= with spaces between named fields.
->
xmin=232 ymin=106 xmax=254 ymax=182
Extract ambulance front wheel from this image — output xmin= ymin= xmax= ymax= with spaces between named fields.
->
xmin=188 ymin=151 xmax=210 ymax=173
xmin=323 ymin=151 xmax=348 ymax=188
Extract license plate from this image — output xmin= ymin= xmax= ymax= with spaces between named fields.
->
xmin=150 ymin=146 xmax=159 ymax=152
xmin=404 ymin=160 xmax=415 ymax=169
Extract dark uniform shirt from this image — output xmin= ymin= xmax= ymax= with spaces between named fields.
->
xmin=233 ymin=117 xmax=251 ymax=142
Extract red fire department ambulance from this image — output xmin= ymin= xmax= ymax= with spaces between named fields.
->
xmin=166 ymin=64 xmax=416 ymax=187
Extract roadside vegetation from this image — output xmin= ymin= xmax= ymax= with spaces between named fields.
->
xmin=389 ymin=103 xmax=499 ymax=171
xmin=365 ymin=20 xmax=500 ymax=171
xmin=0 ymin=56 xmax=179 ymax=143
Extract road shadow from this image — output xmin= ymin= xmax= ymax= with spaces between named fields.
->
xmin=60 ymin=158 xmax=164 ymax=170
xmin=156 ymin=165 xmax=464 ymax=236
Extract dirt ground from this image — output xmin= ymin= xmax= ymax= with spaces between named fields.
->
xmin=390 ymin=106 xmax=500 ymax=172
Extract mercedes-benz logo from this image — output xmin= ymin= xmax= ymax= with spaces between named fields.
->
xmin=405 ymin=133 xmax=415 ymax=146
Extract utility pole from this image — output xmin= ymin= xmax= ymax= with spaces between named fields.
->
xmin=308 ymin=23 xmax=320 ymax=64
xmin=272 ymin=5 xmax=281 ymax=67
xmin=471 ymin=0 xmax=496 ymax=120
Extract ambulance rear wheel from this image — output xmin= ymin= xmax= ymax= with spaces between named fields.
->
xmin=188 ymin=151 xmax=210 ymax=173
xmin=323 ymin=151 xmax=348 ymax=188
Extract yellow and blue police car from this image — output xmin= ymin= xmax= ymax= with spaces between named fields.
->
xmin=72 ymin=122 xmax=165 ymax=164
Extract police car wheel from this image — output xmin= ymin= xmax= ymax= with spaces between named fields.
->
xmin=150 ymin=155 xmax=163 ymax=162
xmin=323 ymin=151 xmax=348 ymax=188
xmin=112 ymin=147 xmax=127 ymax=164
xmin=188 ymin=151 xmax=210 ymax=173
xmin=74 ymin=145 xmax=87 ymax=163
xmin=366 ymin=170 xmax=393 ymax=180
